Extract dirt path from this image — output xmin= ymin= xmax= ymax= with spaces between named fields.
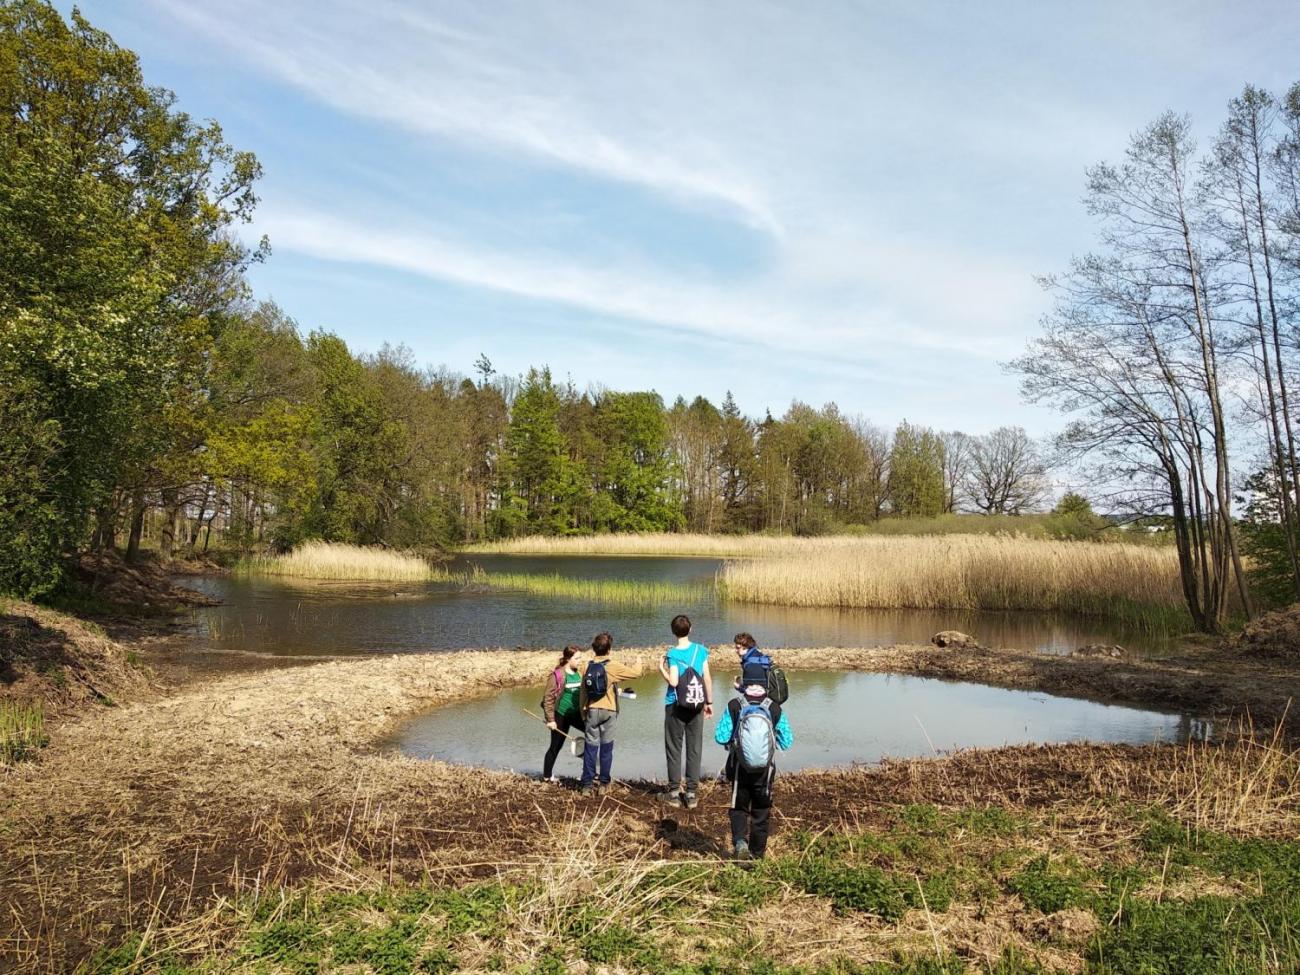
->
xmin=2 ymin=643 xmax=1297 ymax=972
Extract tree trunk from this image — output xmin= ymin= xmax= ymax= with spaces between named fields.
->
xmin=125 ymin=490 xmax=146 ymax=563
xmin=159 ymin=487 xmax=180 ymax=560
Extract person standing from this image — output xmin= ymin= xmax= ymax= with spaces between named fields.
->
xmin=578 ymin=632 xmax=644 ymax=797
xmin=731 ymin=632 xmax=770 ymax=690
xmin=541 ymin=645 xmax=585 ymax=783
xmin=715 ymin=680 xmax=793 ymax=859
xmin=658 ymin=614 xmax=714 ymax=809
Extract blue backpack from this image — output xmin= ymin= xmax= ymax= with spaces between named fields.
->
xmin=583 ymin=660 xmax=608 ymax=703
xmin=735 ymin=698 xmax=777 ymax=772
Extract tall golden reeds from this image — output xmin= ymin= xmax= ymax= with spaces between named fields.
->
xmin=718 ymin=534 xmax=1187 ymax=627
xmin=236 ymin=541 xmax=442 ymax=581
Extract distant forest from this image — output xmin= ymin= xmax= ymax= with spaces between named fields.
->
xmin=125 ymin=302 xmax=1046 ymax=555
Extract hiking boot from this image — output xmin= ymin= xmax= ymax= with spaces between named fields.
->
xmin=683 ymin=792 xmax=698 ymax=810
xmin=658 ymin=788 xmax=684 ymax=807
xmin=733 ymin=839 xmax=751 ymax=860
xmin=580 ymin=784 xmax=595 ymax=798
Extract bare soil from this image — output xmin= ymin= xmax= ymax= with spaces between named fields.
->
xmin=2 ymin=628 xmax=1299 ymax=972
xmin=1224 ymin=602 xmax=1300 ymax=661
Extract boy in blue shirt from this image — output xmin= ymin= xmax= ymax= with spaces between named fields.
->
xmin=658 ymin=614 xmax=714 ymax=809
xmin=714 ymin=682 xmax=793 ymax=859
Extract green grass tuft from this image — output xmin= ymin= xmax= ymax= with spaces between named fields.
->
xmin=0 ymin=698 xmax=48 ymax=764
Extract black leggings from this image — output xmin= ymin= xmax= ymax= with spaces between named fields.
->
xmin=543 ymin=715 xmax=584 ymax=778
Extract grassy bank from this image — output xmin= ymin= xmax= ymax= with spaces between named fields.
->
xmin=719 ymin=536 xmax=1187 ymax=631
xmin=77 ymin=736 xmax=1300 ymax=974
xmin=0 ymin=599 xmax=148 ymax=713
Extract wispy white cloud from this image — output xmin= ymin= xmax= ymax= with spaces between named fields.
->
xmin=159 ymin=0 xmax=781 ymax=233
xmin=255 ymin=204 xmax=1035 ymax=364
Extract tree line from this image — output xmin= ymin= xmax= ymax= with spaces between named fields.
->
xmin=1013 ymin=83 xmax=1300 ymax=630
xmin=60 ymin=301 xmax=1053 ymax=562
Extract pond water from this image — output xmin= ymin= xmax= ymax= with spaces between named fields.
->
xmin=181 ymin=555 xmax=1177 ymax=658
xmin=385 ymin=670 xmax=1204 ymax=779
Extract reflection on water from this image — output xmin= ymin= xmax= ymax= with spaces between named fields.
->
xmin=180 ymin=555 xmax=1178 ymax=658
xmin=386 ymin=670 xmax=1205 ymax=779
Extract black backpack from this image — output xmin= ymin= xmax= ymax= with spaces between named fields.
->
xmin=583 ymin=660 xmax=608 ymax=703
xmin=741 ymin=650 xmax=789 ymax=706
xmin=767 ymin=665 xmax=790 ymax=705
xmin=676 ymin=645 xmax=708 ymax=711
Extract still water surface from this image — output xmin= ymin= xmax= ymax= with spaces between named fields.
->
xmin=386 ymin=670 xmax=1202 ymax=779
xmin=182 ymin=555 xmax=1176 ymax=657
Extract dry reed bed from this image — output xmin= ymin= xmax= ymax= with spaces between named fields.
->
xmin=721 ymin=535 xmax=1184 ymax=615
xmin=235 ymin=541 xmax=441 ymax=581
xmin=3 ymin=646 xmax=1298 ymax=972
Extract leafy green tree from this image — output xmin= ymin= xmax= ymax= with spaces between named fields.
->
xmin=0 ymin=1 xmax=260 ymax=592
xmin=1046 ymin=492 xmax=1107 ymax=540
xmin=887 ymin=421 xmax=945 ymax=517
xmin=589 ymin=391 xmax=682 ymax=532
xmin=718 ymin=392 xmax=758 ymax=531
xmin=300 ymin=333 xmax=408 ymax=545
xmin=498 ymin=368 xmax=580 ymax=535
xmin=1239 ymin=468 xmax=1300 ymax=610
xmin=0 ymin=380 xmax=63 ymax=595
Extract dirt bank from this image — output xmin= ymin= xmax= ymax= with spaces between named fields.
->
xmin=2 ymin=644 xmax=1298 ymax=972
xmin=0 ymin=599 xmax=151 ymax=711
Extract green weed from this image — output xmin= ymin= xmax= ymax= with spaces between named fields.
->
xmin=0 ymin=698 xmax=48 ymax=764
xmin=470 ymin=569 xmax=712 ymax=606
xmin=1006 ymin=854 xmax=1093 ymax=913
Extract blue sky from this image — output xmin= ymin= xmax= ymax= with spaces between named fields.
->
xmin=77 ymin=1 xmax=1300 ymax=433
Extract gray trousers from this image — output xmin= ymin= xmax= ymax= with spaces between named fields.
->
xmin=582 ymin=708 xmax=618 ymax=785
xmin=664 ymin=703 xmax=705 ymax=792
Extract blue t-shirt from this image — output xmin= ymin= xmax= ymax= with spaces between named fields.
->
xmin=664 ymin=642 xmax=709 ymax=706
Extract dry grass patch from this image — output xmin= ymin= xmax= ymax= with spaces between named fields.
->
xmin=720 ymin=535 xmax=1185 ymax=622
xmin=236 ymin=541 xmax=444 ymax=581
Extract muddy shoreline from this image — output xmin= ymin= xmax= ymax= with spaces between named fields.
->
xmin=3 ymin=639 xmax=1298 ymax=971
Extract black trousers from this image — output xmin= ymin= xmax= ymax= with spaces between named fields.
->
xmin=729 ymin=768 xmax=774 ymax=855
xmin=542 ymin=714 xmax=583 ymax=778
